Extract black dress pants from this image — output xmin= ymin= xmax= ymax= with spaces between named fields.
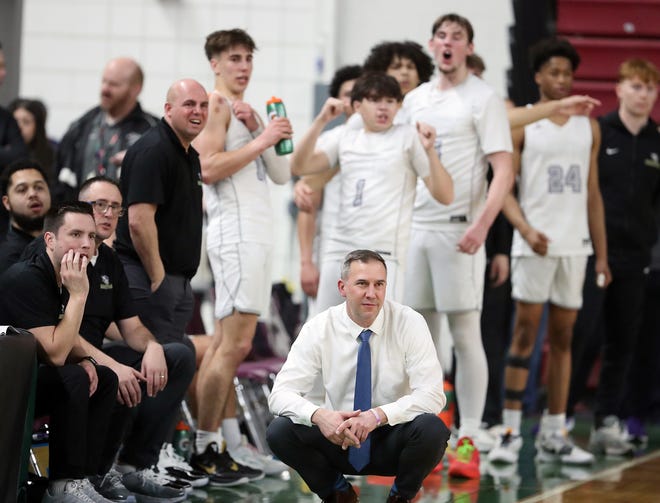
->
xmin=35 ymin=364 xmax=117 ymax=480
xmin=97 ymin=341 xmax=196 ymax=472
xmin=267 ymin=413 xmax=449 ymax=500
xmin=569 ymin=255 xmax=646 ymax=424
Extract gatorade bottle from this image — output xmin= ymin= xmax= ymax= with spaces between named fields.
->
xmin=266 ymin=96 xmax=294 ymax=155
xmin=173 ymin=420 xmax=192 ymax=460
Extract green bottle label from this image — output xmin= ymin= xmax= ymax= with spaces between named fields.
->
xmin=266 ymin=100 xmax=294 ymax=155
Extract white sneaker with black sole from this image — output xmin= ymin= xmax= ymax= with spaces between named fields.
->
xmin=89 ymin=470 xmax=136 ymax=502
xmin=227 ymin=437 xmax=288 ymax=476
xmin=469 ymin=427 xmax=497 ymax=452
xmin=120 ymin=468 xmax=187 ymax=503
xmin=589 ymin=416 xmax=635 ymax=457
xmin=487 ymin=430 xmax=523 ymax=464
xmin=157 ymin=443 xmax=210 ymax=487
xmin=536 ymin=430 xmax=594 ymax=465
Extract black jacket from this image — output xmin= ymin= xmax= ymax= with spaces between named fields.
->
xmin=54 ymin=102 xmax=157 ymax=200
xmin=598 ymin=110 xmax=660 ymax=274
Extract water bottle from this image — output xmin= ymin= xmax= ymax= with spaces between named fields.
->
xmin=266 ymin=96 xmax=294 ymax=155
xmin=173 ymin=420 xmax=192 ymax=460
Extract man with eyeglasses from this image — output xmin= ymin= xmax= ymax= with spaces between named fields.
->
xmin=72 ymin=175 xmax=199 ymax=501
xmin=17 ymin=177 xmax=199 ymax=501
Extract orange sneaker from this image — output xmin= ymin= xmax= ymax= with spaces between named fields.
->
xmin=448 ymin=437 xmax=480 ymax=479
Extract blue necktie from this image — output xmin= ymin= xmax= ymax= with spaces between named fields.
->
xmin=349 ymin=329 xmax=372 ymax=471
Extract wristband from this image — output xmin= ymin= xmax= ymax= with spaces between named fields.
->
xmin=370 ymin=408 xmax=381 ymax=426
xmin=81 ymin=355 xmax=98 ymax=366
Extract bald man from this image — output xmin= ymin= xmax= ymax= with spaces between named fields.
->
xmin=56 ymin=57 xmax=158 ymax=197
xmin=115 ymin=79 xmax=208 ymax=353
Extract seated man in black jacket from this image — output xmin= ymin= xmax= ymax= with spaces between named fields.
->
xmin=74 ymin=176 xmax=198 ymax=501
xmin=0 ymin=201 xmax=117 ymax=503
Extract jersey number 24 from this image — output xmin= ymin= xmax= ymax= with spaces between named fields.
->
xmin=548 ymin=164 xmax=581 ymax=194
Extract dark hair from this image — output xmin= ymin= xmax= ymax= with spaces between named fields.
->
xmin=341 ymin=250 xmax=387 ymax=279
xmin=530 ymin=37 xmax=580 ymax=73
xmin=466 ymin=53 xmax=486 ymax=75
xmin=43 ymin=201 xmax=94 ymax=234
xmin=431 ymin=13 xmax=474 ymax=43
xmin=351 ymin=74 xmax=403 ymax=103
xmin=329 ymin=65 xmax=362 ymax=99
xmin=78 ymin=175 xmax=121 ymax=198
xmin=8 ymin=98 xmax=56 ymax=173
xmin=0 ymin=158 xmax=50 ymax=196
xmin=363 ymin=41 xmax=434 ymax=85
xmin=204 ymin=29 xmax=257 ymax=60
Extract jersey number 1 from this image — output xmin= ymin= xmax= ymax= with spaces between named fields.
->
xmin=353 ymin=179 xmax=365 ymax=206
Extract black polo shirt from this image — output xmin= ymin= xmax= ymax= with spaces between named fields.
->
xmin=0 ymin=225 xmax=37 ymax=271
xmin=0 ymin=251 xmax=66 ymax=332
xmin=114 ymin=119 xmax=203 ymax=279
xmin=598 ymin=111 xmax=660 ymax=274
xmin=82 ymin=243 xmax=136 ymax=348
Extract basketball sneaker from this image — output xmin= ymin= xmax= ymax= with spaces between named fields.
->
xmin=536 ymin=430 xmax=594 ymax=465
xmin=589 ymin=416 xmax=635 ymax=457
xmin=157 ymin=443 xmax=210 ymax=487
xmin=189 ymin=441 xmax=260 ymax=486
xmin=88 ymin=470 xmax=136 ymax=502
xmin=227 ymin=437 xmax=288 ymax=476
xmin=487 ymin=429 xmax=522 ymax=464
xmin=448 ymin=437 xmax=480 ymax=479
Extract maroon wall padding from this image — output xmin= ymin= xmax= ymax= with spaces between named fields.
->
xmin=557 ymin=0 xmax=660 ymax=38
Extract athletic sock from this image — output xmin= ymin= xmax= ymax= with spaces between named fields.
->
xmin=222 ymin=417 xmax=242 ymax=451
xmin=196 ymin=429 xmax=220 ymax=454
xmin=541 ymin=412 xmax=565 ymax=435
xmin=503 ymin=409 xmax=522 ymax=436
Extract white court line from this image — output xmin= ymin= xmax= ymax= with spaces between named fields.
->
xmin=518 ymin=450 xmax=660 ymax=503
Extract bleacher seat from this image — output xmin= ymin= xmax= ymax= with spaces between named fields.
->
xmin=234 ymin=357 xmax=285 ymax=455
xmin=557 ymin=0 xmax=660 ymax=38
xmin=568 ymin=37 xmax=660 ymax=80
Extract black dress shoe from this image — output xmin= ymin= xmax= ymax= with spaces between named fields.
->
xmin=322 ymin=483 xmax=359 ymax=502
xmin=386 ymin=494 xmax=411 ymax=503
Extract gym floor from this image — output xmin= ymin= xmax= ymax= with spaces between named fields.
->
xmin=183 ymin=414 xmax=660 ymax=502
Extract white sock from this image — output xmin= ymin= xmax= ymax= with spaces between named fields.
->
xmin=222 ymin=418 xmax=242 ymax=451
xmin=458 ymin=418 xmax=481 ymax=439
xmin=503 ymin=409 xmax=522 ymax=436
xmin=541 ymin=412 xmax=565 ymax=435
xmin=196 ymin=429 xmax=221 ymax=454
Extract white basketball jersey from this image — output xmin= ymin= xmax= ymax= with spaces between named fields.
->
xmin=316 ymin=126 xmax=344 ymax=260
xmin=403 ymin=75 xmax=512 ymax=231
xmin=511 ymin=115 xmax=593 ymax=257
xmin=319 ymin=123 xmax=430 ymax=263
xmin=204 ymin=100 xmax=275 ymax=247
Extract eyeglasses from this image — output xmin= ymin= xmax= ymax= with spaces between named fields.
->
xmin=87 ymin=200 xmax=124 ymax=217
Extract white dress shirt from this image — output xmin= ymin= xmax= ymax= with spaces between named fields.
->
xmin=268 ymin=299 xmax=446 ymax=426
